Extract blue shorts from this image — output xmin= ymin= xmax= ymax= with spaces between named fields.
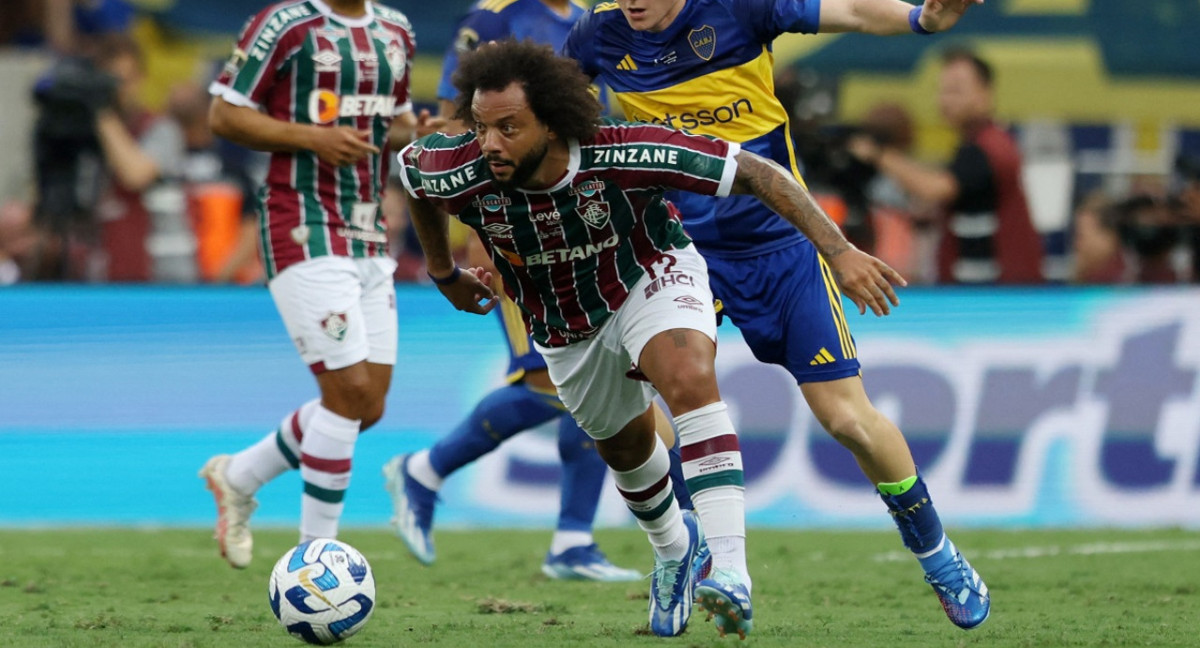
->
xmin=704 ymin=241 xmax=861 ymax=384
xmin=495 ymin=295 xmax=547 ymax=382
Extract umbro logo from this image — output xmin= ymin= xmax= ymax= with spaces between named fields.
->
xmin=674 ymin=296 xmax=703 ymax=306
xmin=481 ymin=222 xmax=513 ymax=238
xmin=699 ymin=455 xmax=728 ymax=466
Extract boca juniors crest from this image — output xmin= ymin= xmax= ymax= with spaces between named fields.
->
xmin=688 ymin=26 xmax=716 ymax=61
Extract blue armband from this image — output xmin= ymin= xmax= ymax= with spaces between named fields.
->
xmin=909 ymin=6 xmax=933 ymax=35
xmin=428 ymin=266 xmax=461 ymax=285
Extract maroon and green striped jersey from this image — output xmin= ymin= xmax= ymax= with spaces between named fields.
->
xmin=209 ymin=0 xmax=415 ymax=278
xmin=398 ymin=119 xmax=740 ymax=346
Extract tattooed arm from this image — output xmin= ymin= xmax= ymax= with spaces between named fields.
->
xmin=730 ymin=150 xmax=907 ymax=316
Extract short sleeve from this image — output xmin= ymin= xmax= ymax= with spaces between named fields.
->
xmin=600 ymin=124 xmax=741 ymax=197
xmin=209 ymin=9 xmax=299 ymax=110
xmin=437 ymin=8 xmax=511 ymax=101
xmin=396 ymin=142 xmax=428 ymax=200
xmin=560 ymin=13 xmax=599 ymax=78
xmin=731 ymin=0 xmax=821 ymax=41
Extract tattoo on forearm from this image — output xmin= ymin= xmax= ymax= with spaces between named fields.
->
xmin=735 ymin=153 xmax=850 ymax=259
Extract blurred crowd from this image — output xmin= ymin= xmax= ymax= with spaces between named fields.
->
xmin=0 ymin=1 xmax=1196 ymax=287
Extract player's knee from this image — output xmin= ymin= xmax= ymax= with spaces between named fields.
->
xmin=359 ymin=402 xmax=386 ymax=431
xmin=325 ymin=374 xmax=376 ymax=421
xmin=654 ymin=361 xmax=718 ymax=413
xmin=818 ymin=408 xmax=873 ymax=456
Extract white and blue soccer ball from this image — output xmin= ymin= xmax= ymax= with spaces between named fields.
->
xmin=268 ymin=538 xmax=376 ymax=645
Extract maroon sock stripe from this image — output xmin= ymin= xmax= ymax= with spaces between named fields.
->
xmin=616 ymin=474 xmax=670 ymax=502
xmin=300 ymin=454 xmax=352 ymax=474
xmin=681 ymin=433 xmax=740 ymax=462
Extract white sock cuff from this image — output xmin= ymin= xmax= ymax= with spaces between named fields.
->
xmin=406 ymin=450 xmax=443 ymax=491
xmin=612 ymin=436 xmax=670 ymax=492
xmin=673 ymin=401 xmax=734 ymax=444
xmin=307 ymin=404 xmax=361 ymax=444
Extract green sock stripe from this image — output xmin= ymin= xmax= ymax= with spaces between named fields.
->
xmin=627 ymin=494 xmax=675 ymax=522
xmin=685 ymin=470 xmax=744 ymax=495
xmin=303 ymin=482 xmax=345 ymax=504
xmin=876 ymin=475 xmax=918 ymax=496
xmin=275 ymin=428 xmax=300 ymax=469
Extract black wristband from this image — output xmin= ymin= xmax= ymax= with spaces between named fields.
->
xmin=428 ymin=266 xmax=461 ymax=286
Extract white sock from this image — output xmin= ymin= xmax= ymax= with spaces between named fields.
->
xmin=549 ymin=530 xmax=593 ymax=556
xmin=612 ymin=437 xmax=687 ymax=561
xmin=227 ymin=399 xmax=320 ymax=496
xmin=406 ymin=449 xmax=443 ymax=491
xmin=676 ymin=401 xmax=749 ymax=588
xmin=299 ymin=404 xmax=359 ymax=541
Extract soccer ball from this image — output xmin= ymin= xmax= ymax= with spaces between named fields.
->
xmin=268 ymin=538 xmax=376 ymax=645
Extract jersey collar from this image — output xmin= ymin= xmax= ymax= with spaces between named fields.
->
xmin=310 ymin=0 xmax=376 ymax=28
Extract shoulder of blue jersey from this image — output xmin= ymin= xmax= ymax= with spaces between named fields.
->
xmin=476 ymin=0 xmax=523 ymax=15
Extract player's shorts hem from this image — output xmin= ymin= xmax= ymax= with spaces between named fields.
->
xmin=788 ymin=363 xmax=862 ymax=385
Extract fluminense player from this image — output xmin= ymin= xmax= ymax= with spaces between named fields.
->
xmin=381 ymin=0 xmax=655 ymax=583
xmin=199 ymin=0 xmax=419 ymax=568
xmin=397 ymin=39 xmax=905 ymax=638
xmin=562 ymin=0 xmax=990 ymax=630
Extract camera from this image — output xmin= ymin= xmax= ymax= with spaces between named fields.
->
xmin=31 ymin=57 xmax=119 ymax=231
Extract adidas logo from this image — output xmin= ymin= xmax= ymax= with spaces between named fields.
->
xmin=809 ymin=347 xmax=837 ymax=365
xmin=616 ymin=54 xmax=638 ymax=71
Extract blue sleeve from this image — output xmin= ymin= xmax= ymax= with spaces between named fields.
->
xmin=731 ymin=0 xmax=821 ymax=41
xmin=437 ymin=8 xmax=512 ymax=101
xmin=560 ymin=13 xmax=599 ymax=79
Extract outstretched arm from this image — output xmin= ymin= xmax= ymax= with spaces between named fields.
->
xmin=730 ymin=150 xmax=907 ymax=316
xmin=405 ymin=194 xmax=497 ymax=314
xmin=819 ymin=0 xmax=982 ymax=35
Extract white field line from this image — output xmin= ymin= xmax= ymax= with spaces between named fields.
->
xmin=872 ymin=539 xmax=1200 ymax=563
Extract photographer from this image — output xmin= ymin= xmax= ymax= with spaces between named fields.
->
xmin=849 ymin=48 xmax=1044 ymax=284
xmin=31 ymin=35 xmax=192 ymax=281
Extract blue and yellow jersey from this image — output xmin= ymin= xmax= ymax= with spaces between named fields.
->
xmin=438 ymin=0 xmax=590 ymax=101
xmin=563 ymin=0 xmax=821 ymax=258
xmin=495 ymin=294 xmax=548 ymax=383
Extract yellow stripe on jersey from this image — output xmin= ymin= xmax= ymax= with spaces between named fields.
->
xmin=500 ymin=295 xmax=530 ymax=359
xmin=614 ymin=47 xmax=789 ymax=143
xmin=817 ymin=255 xmax=857 ymax=360
xmin=480 ymin=0 xmax=519 ymax=13
xmin=594 ymin=1 xmax=621 ymax=12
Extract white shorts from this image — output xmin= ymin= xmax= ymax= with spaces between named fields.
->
xmin=269 ymin=255 xmax=399 ymax=373
xmin=536 ymin=245 xmax=716 ymax=440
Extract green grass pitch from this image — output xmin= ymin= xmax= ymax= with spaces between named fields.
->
xmin=1 ymin=528 xmax=1197 ymax=647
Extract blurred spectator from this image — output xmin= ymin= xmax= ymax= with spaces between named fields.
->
xmin=849 ymin=48 xmax=1045 ymax=284
xmin=0 ymin=200 xmax=38 ymax=284
xmin=858 ymin=102 xmax=940 ymax=284
xmin=1176 ymin=154 xmax=1200 ymax=282
xmin=1069 ymin=191 xmax=1126 ymax=284
xmin=91 ymin=35 xmax=193 ymax=282
xmin=167 ymin=79 xmax=265 ymax=284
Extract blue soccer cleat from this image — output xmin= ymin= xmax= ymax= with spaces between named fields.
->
xmin=648 ymin=509 xmax=704 ymax=637
xmin=542 ymin=544 xmax=642 ymax=582
xmin=382 ymin=454 xmax=437 ymax=565
xmin=691 ymin=530 xmax=712 ymax=585
xmin=694 ymin=569 xmax=754 ymax=640
xmin=924 ymin=542 xmax=990 ymax=629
